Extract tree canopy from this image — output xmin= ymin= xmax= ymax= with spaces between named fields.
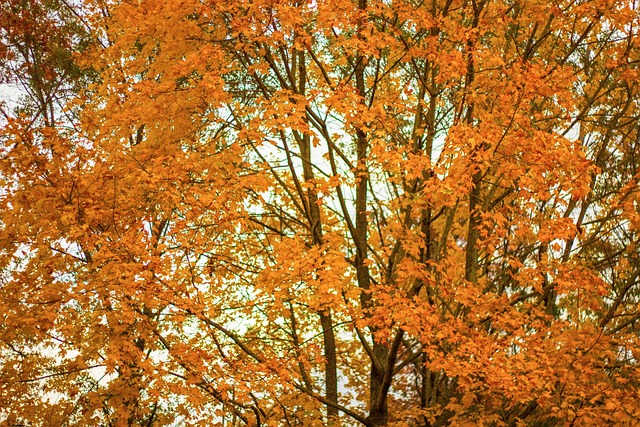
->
xmin=1 ymin=0 xmax=640 ymax=425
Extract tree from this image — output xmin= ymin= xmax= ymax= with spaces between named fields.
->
xmin=1 ymin=0 xmax=640 ymax=425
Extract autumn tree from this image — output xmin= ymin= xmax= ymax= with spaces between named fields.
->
xmin=1 ymin=0 xmax=640 ymax=426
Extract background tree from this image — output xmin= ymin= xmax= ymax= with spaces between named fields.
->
xmin=1 ymin=0 xmax=640 ymax=426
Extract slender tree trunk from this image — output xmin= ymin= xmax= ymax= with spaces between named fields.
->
xmin=464 ymin=1 xmax=483 ymax=285
xmin=350 ymin=0 xmax=390 ymax=424
xmin=296 ymin=46 xmax=339 ymax=419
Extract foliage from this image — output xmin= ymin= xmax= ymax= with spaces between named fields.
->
xmin=1 ymin=0 xmax=640 ymax=426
